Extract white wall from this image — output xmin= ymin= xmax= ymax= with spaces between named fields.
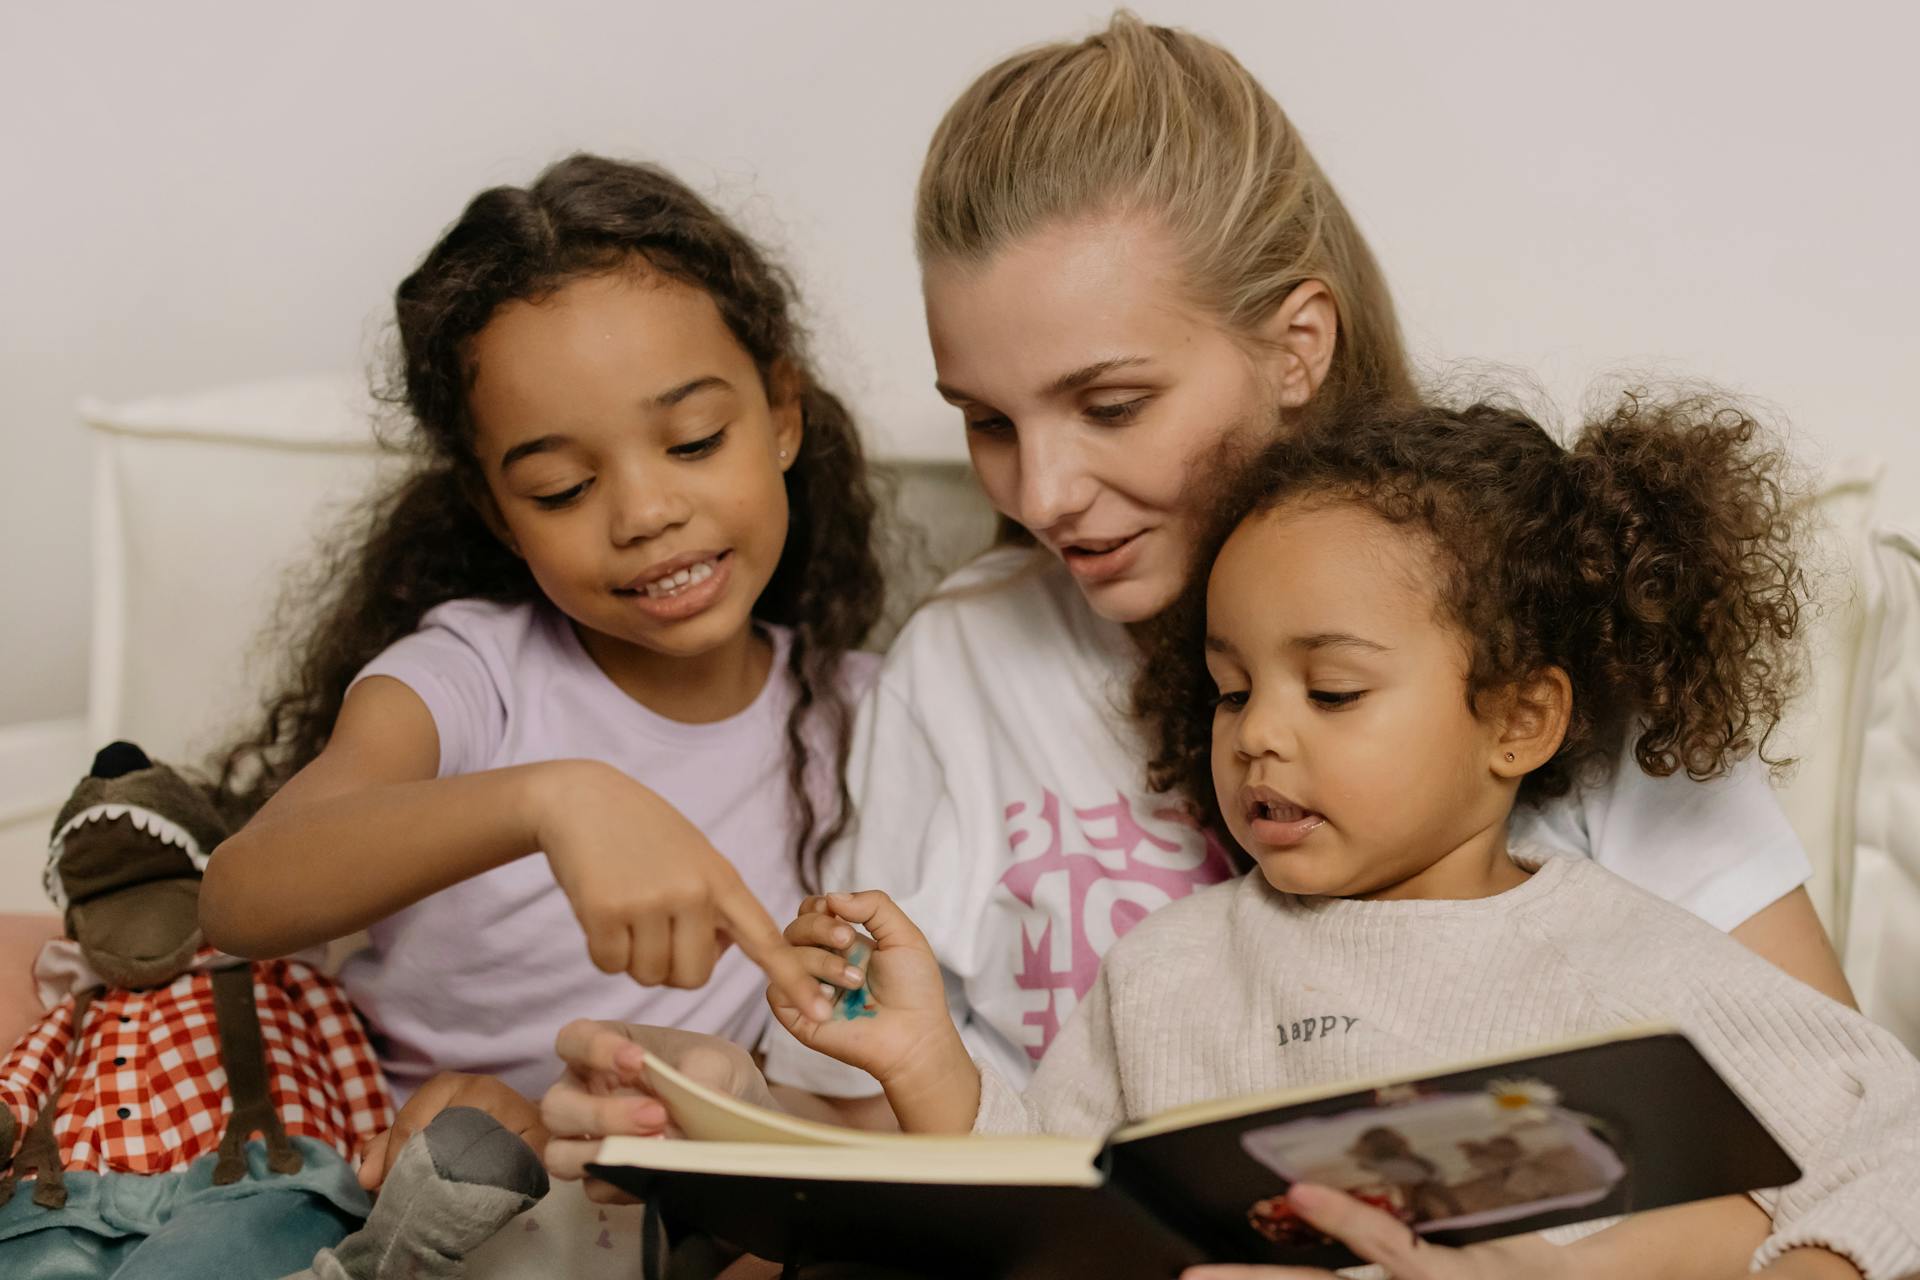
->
xmin=3 ymin=0 xmax=1916 ymax=727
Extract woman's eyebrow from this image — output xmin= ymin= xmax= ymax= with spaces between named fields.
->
xmin=1043 ymin=356 xmax=1151 ymax=396
xmin=934 ymin=356 xmax=1153 ymax=406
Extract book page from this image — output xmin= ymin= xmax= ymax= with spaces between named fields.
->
xmin=640 ymin=1051 xmax=897 ymax=1146
xmin=597 ymin=1052 xmax=1107 ymax=1183
xmin=594 ymin=1136 xmax=1106 ymax=1186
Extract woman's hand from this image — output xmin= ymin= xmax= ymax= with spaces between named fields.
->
xmin=1182 ymin=1185 xmax=1565 ymax=1280
xmin=771 ymin=891 xmax=979 ymax=1133
xmin=533 ymin=761 xmax=830 ymax=1022
xmin=359 ymin=1071 xmax=547 ymax=1192
xmin=541 ymin=1020 xmax=777 ymax=1205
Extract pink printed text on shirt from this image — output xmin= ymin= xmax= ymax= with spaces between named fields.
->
xmin=997 ymin=789 xmax=1234 ymax=1058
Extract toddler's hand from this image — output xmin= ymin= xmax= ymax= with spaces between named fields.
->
xmin=359 ymin=1071 xmax=546 ymax=1192
xmin=771 ymin=891 xmax=973 ymax=1128
xmin=542 ymin=1020 xmax=776 ymax=1205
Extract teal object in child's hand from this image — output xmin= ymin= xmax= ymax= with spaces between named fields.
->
xmin=832 ymin=936 xmax=876 ymax=1021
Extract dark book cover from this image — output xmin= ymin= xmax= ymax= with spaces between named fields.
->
xmin=589 ymin=1029 xmax=1799 ymax=1277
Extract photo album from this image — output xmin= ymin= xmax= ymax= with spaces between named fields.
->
xmin=589 ymin=1025 xmax=1798 ymax=1277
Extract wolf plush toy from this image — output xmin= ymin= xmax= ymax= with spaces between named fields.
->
xmin=0 ymin=743 xmax=547 ymax=1280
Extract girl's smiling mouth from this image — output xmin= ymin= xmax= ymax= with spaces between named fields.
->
xmin=617 ymin=550 xmax=732 ymax=619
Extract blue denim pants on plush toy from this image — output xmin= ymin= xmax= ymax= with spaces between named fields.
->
xmin=0 ymin=1137 xmax=370 ymax=1280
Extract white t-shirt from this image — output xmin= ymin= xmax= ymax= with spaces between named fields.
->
xmin=760 ymin=548 xmax=1811 ymax=1098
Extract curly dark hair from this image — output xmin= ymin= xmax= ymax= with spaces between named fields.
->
xmin=1136 ymin=391 xmax=1808 ymax=830
xmin=216 ymin=154 xmax=885 ymax=889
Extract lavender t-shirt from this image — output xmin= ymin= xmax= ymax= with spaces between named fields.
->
xmin=344 ymin=598 xmax=876 ymax=1101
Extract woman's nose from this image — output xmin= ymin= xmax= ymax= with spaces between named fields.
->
xmin=1015 ymin=427 xmax=1097 ymax=534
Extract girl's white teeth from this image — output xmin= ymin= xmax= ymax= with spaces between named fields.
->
xmin=644 ymin=560 xmax=715 ymax=598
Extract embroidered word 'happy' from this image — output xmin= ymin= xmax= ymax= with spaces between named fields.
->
xmin=1277 ymin=1015 xmax=1360 ymax=1047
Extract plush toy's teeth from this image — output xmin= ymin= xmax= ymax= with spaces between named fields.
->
xmin=47 ymin=801 xmax=207 ymax=865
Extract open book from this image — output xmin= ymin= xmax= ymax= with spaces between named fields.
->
xmin=589 ymin=1026 xmax=1797 ymax=1276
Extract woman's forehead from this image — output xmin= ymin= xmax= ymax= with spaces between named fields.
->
xmin=922 ymin=214 xmax=1218 ymax=401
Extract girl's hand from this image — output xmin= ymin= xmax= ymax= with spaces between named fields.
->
xmin=359 ymin=1071 xmax=547 ymax=1192
xmin=542 ymin=1019 xmax=777 ymax=1205
xmin=1182 ymin=1185 xmax=1565 ymax=1280
xmin=771 ymin=891 xmax=978 ymax=1133
xmin=533 ymin=761 xmax=830 ymax=1023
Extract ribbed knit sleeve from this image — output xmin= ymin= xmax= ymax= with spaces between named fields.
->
xmin=972 ymin=962 xmax=1129 ymax=1138
xmin=1542 ymin=863 xmax=1920 ymax=1278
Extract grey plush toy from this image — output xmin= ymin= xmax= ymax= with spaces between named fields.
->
xmin=286 ymin=1105 xmax=550 ymax=1280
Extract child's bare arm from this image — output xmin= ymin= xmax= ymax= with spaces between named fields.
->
xmin=200 ymin=676 xmax=827 ymax=1016
xmin=202 ymin=676 xmax=554 ymax=954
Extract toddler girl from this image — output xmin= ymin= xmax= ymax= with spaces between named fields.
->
xmin=778 ymin=395 xmax=1919 ymax=1278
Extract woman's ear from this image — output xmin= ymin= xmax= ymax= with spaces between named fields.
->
xmin=769 ymin=360 xmax=805 ymax=471
xmin=1254 ymin=279 xmax=1338 ymax=409
xmin=1490 ymin=667 xmax=1572 ymax=780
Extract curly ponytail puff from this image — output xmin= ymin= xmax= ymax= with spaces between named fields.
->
xmin=1135 ymin=389 xmax=1811 ymax=826
xmin=1559 ymin=392 xmax=1807 ymax=785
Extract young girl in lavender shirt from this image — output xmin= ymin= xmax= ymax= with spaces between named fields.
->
xmin=198 ymin=154 xmax=879 ymax=1186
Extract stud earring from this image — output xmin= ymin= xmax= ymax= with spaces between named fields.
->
xmin=779 ymin=449 xmax=789 ymax=461
xmin=1504 ymin=752 xmax=1515 ymax=761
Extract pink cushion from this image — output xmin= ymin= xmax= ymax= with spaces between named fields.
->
xmin=0 ymin=913 xmax=63 ymax=1049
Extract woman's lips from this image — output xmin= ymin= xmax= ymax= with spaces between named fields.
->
xmin=1058 ymin=530 xmax=1146 ymax=583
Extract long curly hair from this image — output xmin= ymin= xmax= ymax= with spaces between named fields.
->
xmin=1136 ymin=391 xmax=1808 ymax=830
xmin=216 ymin=154 xmax=884 ymax=889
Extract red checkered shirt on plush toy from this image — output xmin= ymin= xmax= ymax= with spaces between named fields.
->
xmin=0 ymin=952 xmax=393 ymax=1174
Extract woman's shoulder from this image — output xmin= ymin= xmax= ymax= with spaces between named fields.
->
xmin=884 ymin=546 xmax=1110 ymax=668
xmin=1513 ymin=753 xmax=1809 ymax=932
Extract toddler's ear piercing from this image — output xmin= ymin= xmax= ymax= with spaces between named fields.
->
xmin=779 ymin=449 xmax=789 ymax=461
xmin=1504 ymin=752 xmax=1515 ymax=762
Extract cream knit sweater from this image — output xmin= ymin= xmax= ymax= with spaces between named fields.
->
xmin=973 ymin=850 xmax=1920 ymax=1278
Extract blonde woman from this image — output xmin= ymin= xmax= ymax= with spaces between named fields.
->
xmin=545 ymin=16 xmax=1856 ymax=1276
